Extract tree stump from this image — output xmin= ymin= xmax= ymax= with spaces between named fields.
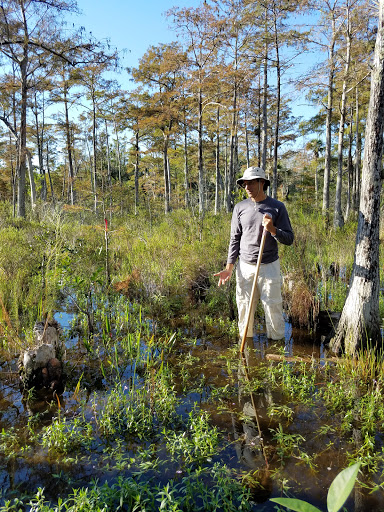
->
xmin=19 ymin=320 xmax=64 ymax=393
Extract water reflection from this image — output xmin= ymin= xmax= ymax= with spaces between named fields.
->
xmin=233 ymin=340 xmax=273 ymax=503
xmin=229 ymin=330 xmax=384 ymax=512
xmin=2 ymin=311 xmax=384 ymax=510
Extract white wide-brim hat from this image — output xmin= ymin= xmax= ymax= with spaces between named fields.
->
xmin=236 ymin=166 xmax=270 ymax=189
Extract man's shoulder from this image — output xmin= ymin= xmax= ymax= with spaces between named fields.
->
xmin=265 ymin=196 xmax=287 ymax=210
xmin=234 ymin=198 xmax=252 ymax=211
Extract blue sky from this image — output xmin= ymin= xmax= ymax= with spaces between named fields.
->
xmin=72 ymin=0 xmax=320 ymax=127
xmin=74 ymin=0 xmax=201 ymax=70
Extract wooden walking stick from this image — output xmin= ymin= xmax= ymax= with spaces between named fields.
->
xmin=240 ymin=228 xmax=267 ymax=353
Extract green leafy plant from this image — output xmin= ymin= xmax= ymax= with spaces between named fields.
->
xmin=163 ymin=408 xmax=221 ymax=464
xmin=270 ymin=461 xmax=361 ymax=512
xmin=40 ymin=416 xmax=94 ymax=454
xmin=0 ymin=427 xmax=24 ymax=459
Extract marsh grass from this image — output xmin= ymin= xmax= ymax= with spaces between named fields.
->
xmin=0 ymin=200 xmax=364 ymax=342
xmin=1 ymin=203 xmax=384 ymax=510
xmin=263 ymin=345 xmax=384 ymax=475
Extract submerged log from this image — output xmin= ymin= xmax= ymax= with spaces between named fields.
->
xmin=265 ymin=353 xmax=339 ymax=364
xmin=266 ymin=353 xmax=313 ymax=363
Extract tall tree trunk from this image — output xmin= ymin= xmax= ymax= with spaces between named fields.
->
xmin=323 ymin=20 xmax=336 ymax=222
xmin=261 ymin=28 xmax=268 ymax=172
xmin=46 ymin=142 xmax=55 ymax=205
xmin=227 ymin=39 xmax=239 ymax=213
xmin=105 ymin=119 xmax=111 ymax=189
xmin=9 ymin=132 xmax=17 ymax=215
xmin=92 ymin=94 xmax=98 ymax=213
xmin=257 ymin=74 xmax=262 ymax=167
xmin=64 ymin=83 xmax=75 ymax=205
xmin=272 ymin=5 xmax=281 ymax=199
xmin=353 ymin=86 xmax=361 ymax=211
xmin=224 ymin=127 xmax=229 ymax=210
xmin=334 ymin=12 xmax=352 ymax=229
xmin=134 ymin=129 xmax=139 ymax=214
xmin=11 ymin=76 xmax=18 ymax=217
xmin=163 ymin=134 xmax=170 ymax=214
xmin=113 ymin=112 xmax=122 ymax=186
xmin=330 ymin=0 xmax=384 ymax=355
xmin=33 ymin=93 xmax=46 ymax=201
xmin=167 ymin=156 xmax=171 ymax=206
xmin=345 ymin=108 xmax=354 ymax=220
xmin=198 ymin=85 xmax=205 ymax=213
xmin=244 ymin=111 xmax=250 ymax=168
xmin=227 ymin=92 xmax=238 ymax=213
xmin=18 ymin=55 xmax=28 ymax=218
xmin=183 ymin=108 xmax=190 ymax=208
xmin=26 ymin=149 xmax=36 ymax=207
xmin=215 ymin=106 xmax=220 ymax=215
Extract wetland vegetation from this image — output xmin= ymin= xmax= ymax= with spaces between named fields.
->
xmin=1 ymin=0 xmax=384 ymax=508
xmin=0 ymin=201 xmax=383 ymax=511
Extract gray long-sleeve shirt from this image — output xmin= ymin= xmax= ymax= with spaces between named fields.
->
xmin=227 ymin=196 xmax=294 ymax=265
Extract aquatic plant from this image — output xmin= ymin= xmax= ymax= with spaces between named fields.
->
xmin=0 ymin=427 xmax=24 ymax=460
xmin=0 ymin=462 xmax=252 ymax=512
xmin=269 ymin=360 xmax=317 ymax=403
xmin=270 ymin=423 xmax=306 ymax=462
xmin=163 ymin=408 xmax=221 ymax=464
xmin=97 ymin=364 xmax=179 ymax=439
xmin=270 ymin=461 xmax=361 ymax=512
xmin=40 ymin=416 xmax=94 ymax=454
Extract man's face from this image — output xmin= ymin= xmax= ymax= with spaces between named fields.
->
xmin=243 ymin=179 xmax=265 ymax=200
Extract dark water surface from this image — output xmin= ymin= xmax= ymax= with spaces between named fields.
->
xmin=0 ymin=313 xmax=383 ymax=511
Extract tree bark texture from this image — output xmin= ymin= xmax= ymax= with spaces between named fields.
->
xmin=183 ymin=110 xmax=190 ymax=208
xmin=163 ymin=134 xmax=170 ymax=214
xmin=354 ymin=86 xmax=361 ymax=211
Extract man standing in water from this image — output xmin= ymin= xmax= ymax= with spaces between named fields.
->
xmin=215 ymin=166 xmax=294 ymax=340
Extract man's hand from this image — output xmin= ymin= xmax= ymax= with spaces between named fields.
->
xmin=262 ymin=214 xmax=276 ymax=236
xmin=214 ymin=264 xmax=233 ymax=286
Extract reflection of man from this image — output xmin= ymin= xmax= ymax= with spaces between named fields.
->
xmin=215 ymin=166 xmax=294 ymax=340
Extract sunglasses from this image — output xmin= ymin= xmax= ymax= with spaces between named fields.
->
xmin=239 ymin=178 xmax=263 ymax=188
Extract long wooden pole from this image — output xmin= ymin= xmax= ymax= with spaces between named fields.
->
xmin=240 ymin=229 xmax=267 ymax=353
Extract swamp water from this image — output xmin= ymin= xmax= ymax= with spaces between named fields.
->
xmin=0 ymin=308 xmax=384 ymax=511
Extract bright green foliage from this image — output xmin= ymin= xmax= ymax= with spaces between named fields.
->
xmin=0 ymin=204 xmax=382 ymax=511
xmin=270 ymin=499 xmax=321 ymax=512
xmin=0 ymin=463 xmax=251 ymax=512
xmin=163 ymin=408 xmax=221 ymax=464
xmin=270 ymin=462 xmax=361 ymax=512
xmin=97 ymin=366 xmax=179 ymax=439
xmin=0 ymin=428 xmax=24 ymax=459
xmin=327 ymin=462 xmax=361 ymax=512
xmin=41 ymin=417 xmax=94 ymax=454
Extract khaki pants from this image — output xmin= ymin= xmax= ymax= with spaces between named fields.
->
xmin=236 ymin=258 xmax=285 ymax=340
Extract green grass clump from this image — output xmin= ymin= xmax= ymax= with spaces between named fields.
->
xmin=41 ymin=416 xmax=94 ymax=454
xmin=0 ymin=463 xmax=252 ymax=512
xmin=163 ymin=408 xmax=221 ymax=464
